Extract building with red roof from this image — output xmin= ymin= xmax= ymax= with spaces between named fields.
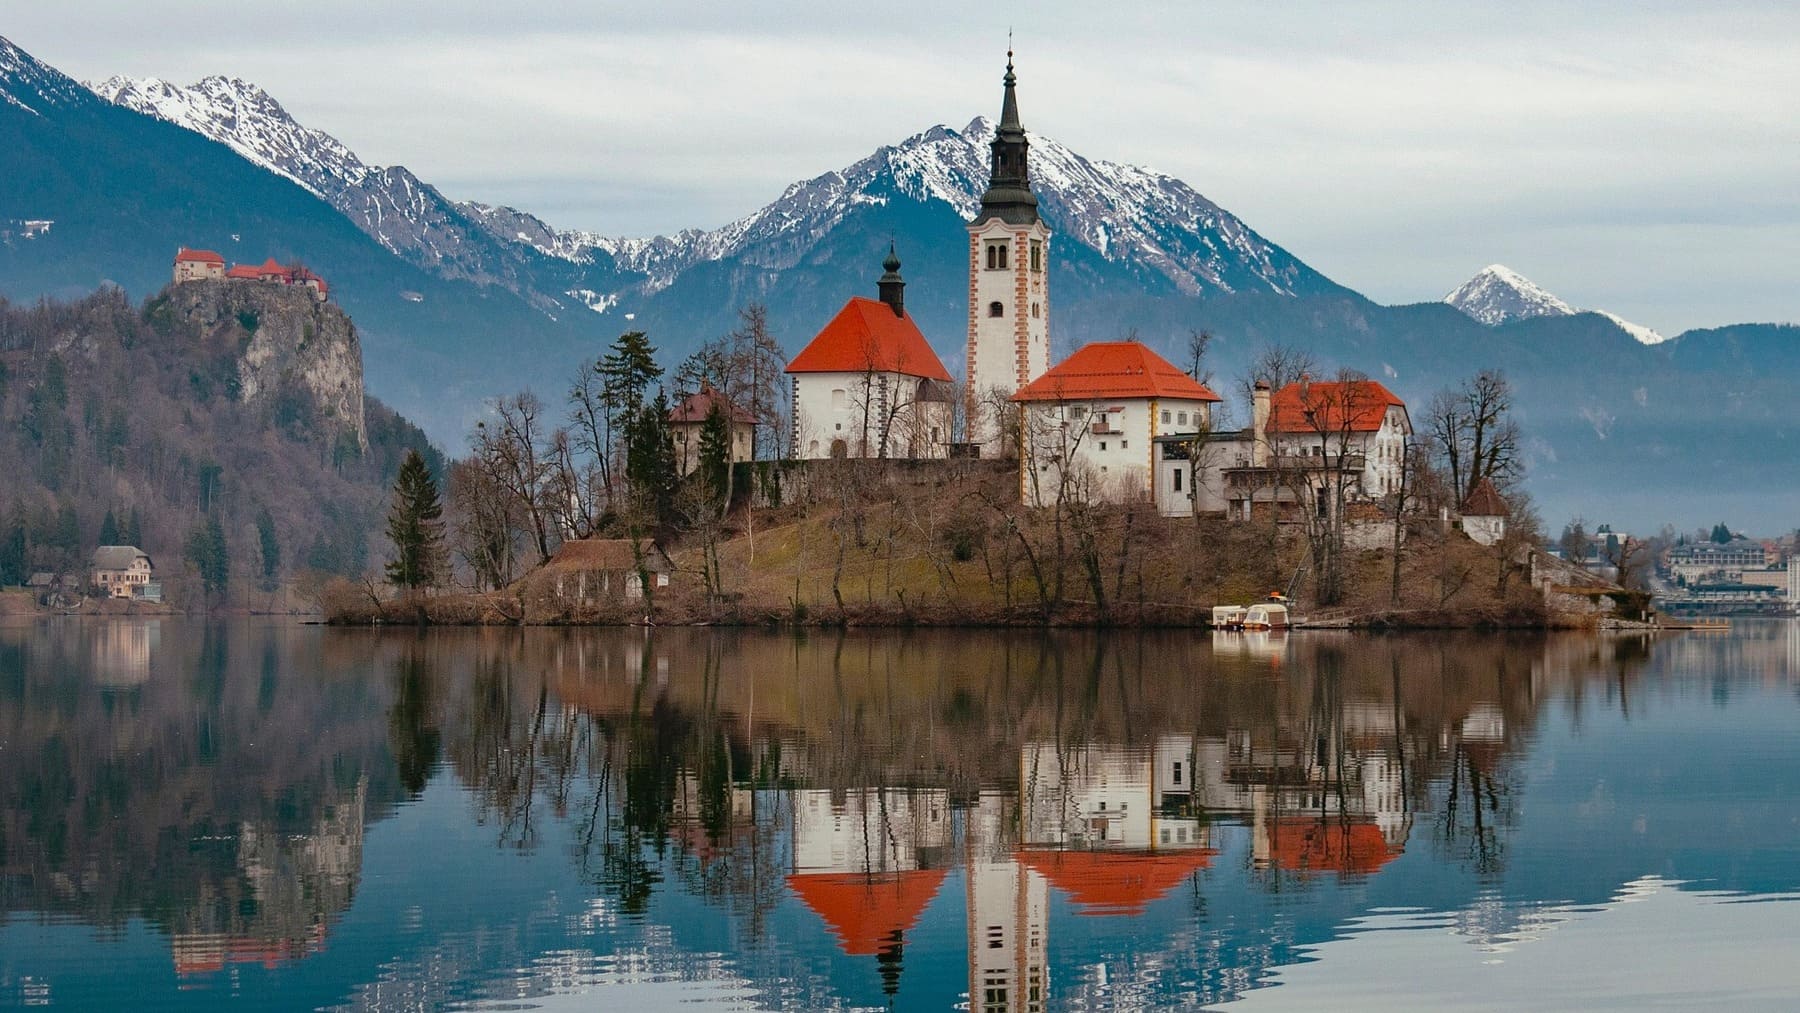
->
xmin=1262 ymin=817 xmax=1403 ymax=878
xmin=1185 ymin=376 xmax=1413 ymax=522
xmin=172 ymin=247 xmax=225 ymax=283
xmin=787 ymin=246 xmax=955 ymax=460
xmin=1459 ymin=476 xmax=1510 ymax=545
xmin=1011 ymin=341 xmax=1222 ymax=508
xmin=668 ymin=384 xmax=757 ymax=475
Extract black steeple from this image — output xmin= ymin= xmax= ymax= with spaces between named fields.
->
xmin=877 ymin=241 xmax=906 ymax=317
xmin=976 ymin=50 xmax=1039 ymax=226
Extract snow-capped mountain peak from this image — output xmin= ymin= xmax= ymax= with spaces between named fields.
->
xmin=1444 ymin=264 xmax=1665 ymax=345
xmin=1443 ymin=264 xmax=1575 ymax=325
xmin=88 ymin=74 xmax=370 ymax=197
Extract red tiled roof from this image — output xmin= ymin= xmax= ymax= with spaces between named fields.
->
xmin=1460 ymin=477 xmax=1508 ymax=517
xmin=1017 ymin=846 xmax=1215 ymax=916
xmin=1266 ymin=818 xmax=1401 ymax=877
xmin=1012 ymin=342 xmax=1222 ymax=403
xmin=786 ymin=869 xmax=947 ymax=955
xmin=1267 ymin=379 xmax=1405 ymax=434
xmin=786 ymin=297 xmax=952 ymax=381
xmin=257 ymin=258 xmax=292 ymax=278
xmin=669 ymin=384 xmax=757 ymax=424
xmin=225 ymin=264 xmax=261 ymax=279
xmin=175 ymin=247 xmax=224 ymax=264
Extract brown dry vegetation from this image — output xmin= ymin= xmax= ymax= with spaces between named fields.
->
xmin=330 ymin=460 xmax=1561 ymax=629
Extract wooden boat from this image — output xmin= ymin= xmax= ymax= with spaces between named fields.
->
xmin=1211 ymin=605 xmax=1247 ymax=629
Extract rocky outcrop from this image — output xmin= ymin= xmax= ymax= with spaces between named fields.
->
xmin=167 ymin=279 xmax=367 ymax=449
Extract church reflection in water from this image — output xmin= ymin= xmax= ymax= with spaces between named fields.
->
xmin=4 ymin=621 xmax=1791 ymax=1008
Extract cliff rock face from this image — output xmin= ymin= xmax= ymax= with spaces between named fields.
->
xmin=167 ymin=280 xmax=367 ymax=449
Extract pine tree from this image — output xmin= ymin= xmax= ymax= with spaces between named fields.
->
xmin=696 ymin=402 xmax=732 ymax=504
xmin=599 ymin=330 xmax=664 ymax=426
xmin=256 ymin=507 xmax=281 ymax=591
xmin=624 ymin=393 xmax=678 ymax=524
xmin=0 ymin=519 xmax=25 ymax=587
xmin=384 ymin=449 xmax=445 ymax=592
xmin=123 ymin=508 xmax=142 ymax=548
xmin=185 ymin=516 xmax=229 ymax=599
xmin=98 ymin=510 xmax=119 ymax=546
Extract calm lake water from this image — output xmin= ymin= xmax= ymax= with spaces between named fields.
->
xmin=2 ymin=620 xmax=1798 ymax=1011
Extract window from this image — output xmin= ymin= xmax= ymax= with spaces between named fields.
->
xmin=1173 ymin=468 xmax=1183 ymax=492
xmin=985 ymin=241 xmax=1009 ymax=270
xmin=988 ymin=301 xmax=1004 ymax=318
xmin=1070 ymin=406 xmax=1086 ymax=419
xmin=1099 ymin=441 xmax=1107 ymax=451
xmin=1031 ymin=301 xmax=1040 ymax=318
xmin=931 ymin=427 xmax=939 ymax=442
xmin=1161 ymin=410 xmax=1171 ymax=424
xmin=830 ymin=387 xmax=846 ymax=410
xmin=1178 ymin=411 xmax=1189 ymax=425
xmin=834 ymin=422 xmax=842 ymax=431
xmin=1030 ymin=239 xmax=1043 ymax=272
xmin=1173 ymin=761 xmax=1183 ymax=784
xmin=1121 ymin=439 xmax=1129 ymax=449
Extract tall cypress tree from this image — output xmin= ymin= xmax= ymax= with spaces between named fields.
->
xmin=98 ymin=510 xmax=120 ymax=546
xmin=625 ymin=393 xmax=678 ymax=524
xmin=185 ymin=516 xmax=229 ymax=599
xmin=384 ymin=449 xmax=445 ymax=592
xmin=696 ymin=402 xmax=732 ymax=503
xmin=123 ymin=508 xmax=142 ymax=548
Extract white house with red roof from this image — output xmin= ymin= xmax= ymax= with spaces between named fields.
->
xmin=172 ymin=247 xmax=225 ymax=283
xmin=1011 ymin=341 xmax=1222 ymax=508
xmin=786 ymin=247 xmax=955 ymax=460
xmin=1181 ymin=377 xmax=1411 ymax=521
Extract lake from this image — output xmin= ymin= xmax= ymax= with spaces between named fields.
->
xmin=1 ymin=620 xmax=1798 ymax=1010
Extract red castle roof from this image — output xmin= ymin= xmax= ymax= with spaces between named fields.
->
xmin=669 ymin=384 xmax=757 ymax=424
xmin=1460 ymin=476 xmax=1509 ymax=517
xmin=1267 ymin=379 xmax=1406 ymax=434
xmin=257 ymin=257 xmax=292 ymax=279
xmin=1012 ymin=342 xmax=1222 ymax=403
xmin=1017 ymin=847 xmax=1216 ymax=916
xmin=786 ymin=297 xmax=952 ymax=381
xmin=225 ymin=264 xmax=262 ymax=280
xmin=1266 ymin=818 xmax=1402 ymax=877
xmin=786 ymin=869 xmax=948 ymax=955
xmin=175 ymin=247 xmax=224 ymax=265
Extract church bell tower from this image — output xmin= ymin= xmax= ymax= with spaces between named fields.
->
xmin=966 ymin=51 xmax=1051 ymax=449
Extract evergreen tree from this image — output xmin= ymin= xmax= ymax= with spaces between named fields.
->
xmin=53 ymin=506 xmax=81 ymax=566
xmin=98 ymin=510 xmax=120 ymax=546
xmin=384 ymin=449 xmax=445 ymax=592
xmin=185 ymin=516 xmax=229 ymax=599
xmin=123 ymin=508 xmax=142 ymax=548
xmin=256 ymin=507 xmax=281 ymax=591
xmin=599 ymin=330 xmax=664 ymax=426
xmin=696 ymin=402 xmax=732 ymax=504
xmin=624 ymin=392 xmax=678 ymax=524
xmin=1710 ymin=523 xmax=1732 ymax=544
xmin=0 ymin=519 xmax=25 ymax=586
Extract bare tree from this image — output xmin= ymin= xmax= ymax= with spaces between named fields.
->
xmin=1427 ymin=370 xmax=1522 ymax=505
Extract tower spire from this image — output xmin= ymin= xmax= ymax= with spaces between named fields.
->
xmin=977 ymin=48 xmax=1038 ymax=226
xmin=877 ymin=241 xmax=905 ymax=317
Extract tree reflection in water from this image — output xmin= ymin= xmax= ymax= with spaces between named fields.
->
xmin=13 ymin=621 xmax=1788 ymax=1008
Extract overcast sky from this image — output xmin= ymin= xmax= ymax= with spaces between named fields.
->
xmin=10 ymin=1 xmax=1798 ymax=333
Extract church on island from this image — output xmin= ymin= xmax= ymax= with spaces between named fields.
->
xmin=783 ymin=53 xmax=1410 ymax=519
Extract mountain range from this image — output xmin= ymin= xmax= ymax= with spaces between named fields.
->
xmin=3 ymin=35 xmax=1796 ymax=531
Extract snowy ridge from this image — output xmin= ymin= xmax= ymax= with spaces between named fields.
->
xmin=88 ymin=75 xmax=368 ymax=197
xmin=1444 ymin=264 xmax=1664 ymax=345
xmin=84 ymin=67 xmax=1330 ymax=314
xmin=457 ymin=116 xmax=1325 ymax=300
xmin=1 ymin=35 xmax=93 ymax=113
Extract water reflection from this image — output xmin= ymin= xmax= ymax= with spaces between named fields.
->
xmin=1 ymin=621 xmax=1797 ymax=1009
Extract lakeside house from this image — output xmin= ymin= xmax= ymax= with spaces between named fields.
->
xmin=669 ymin=385 xmax=756 ymax=475
xmin=787 ymin=247 xmax=955 ymax=461
xmin=539 ymin=539 xmax=673 ymax=604
xmin=1012 ymin=342 xmax=1223 ymax=508
xmin=91 ymin=545 xmax=153 ymax=598
xmin=174 ymin=248 xmax=330 ymax=301
xmin=1459 ymin=478 xmax=1509 ymax=545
